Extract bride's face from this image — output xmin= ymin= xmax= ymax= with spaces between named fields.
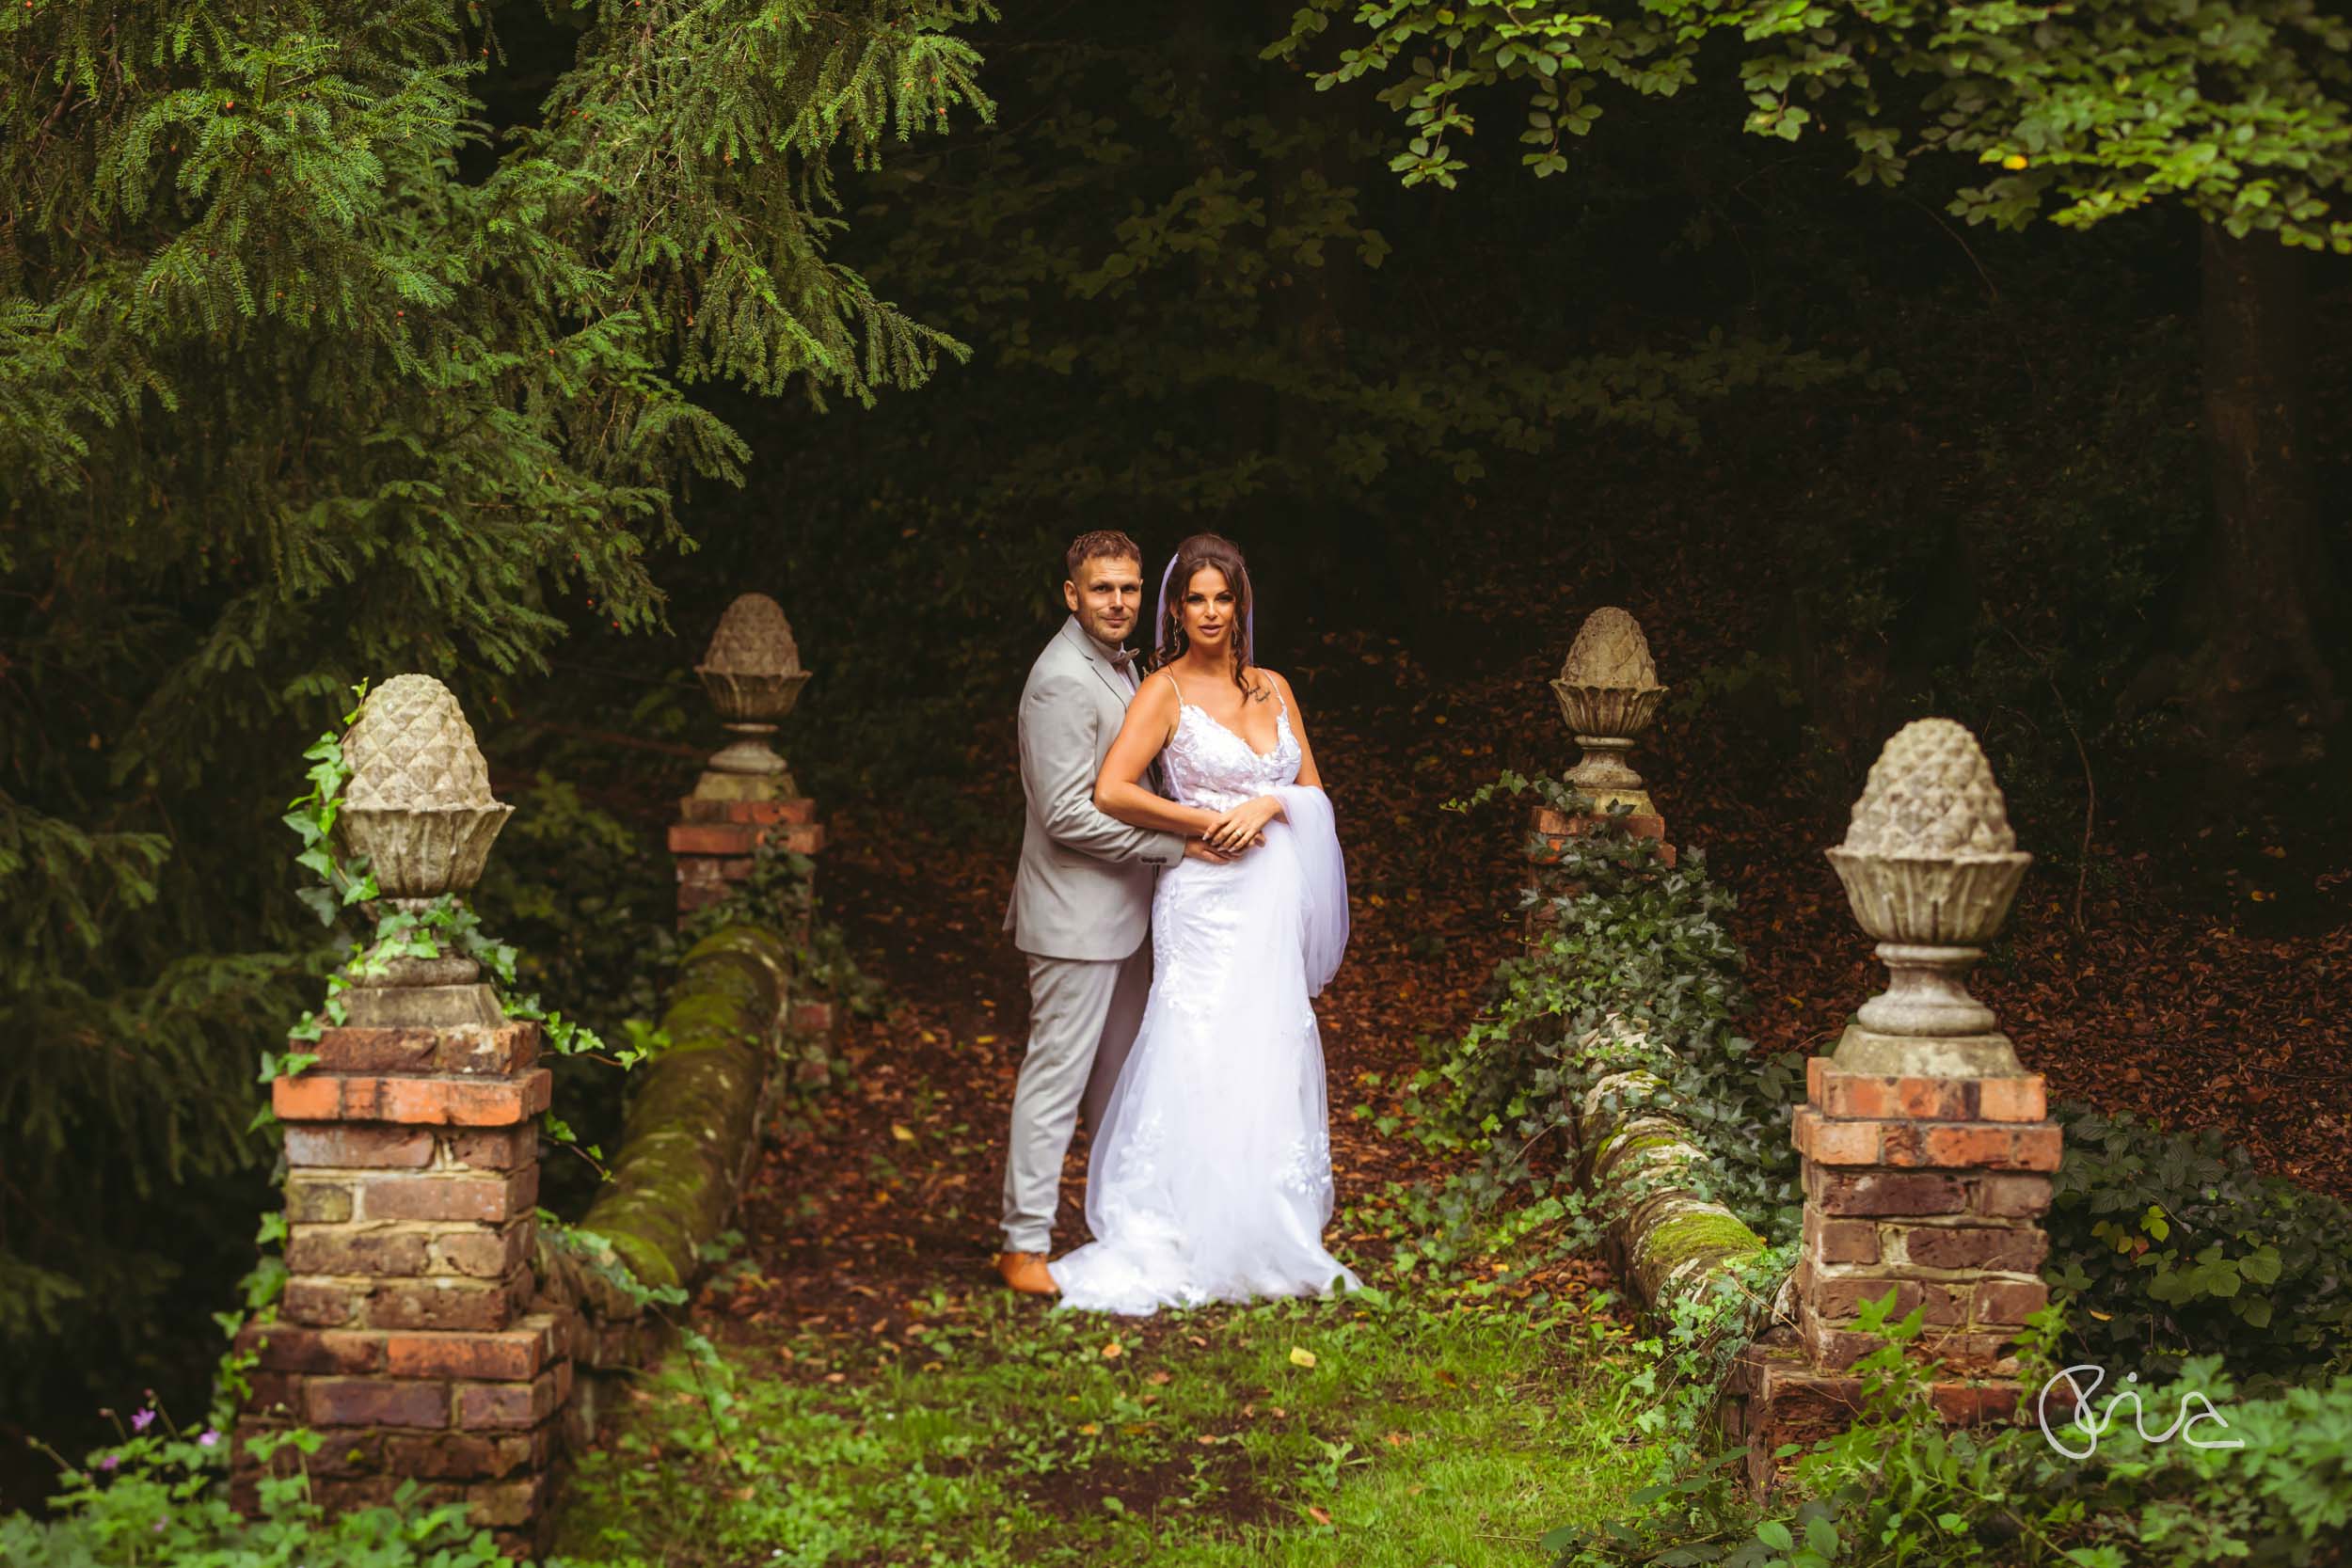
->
xmin=1178 ymin=566 xmax=1239 ymax=656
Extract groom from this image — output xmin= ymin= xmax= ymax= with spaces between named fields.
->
xmin=995 ymin=530 xmax=1234 ymax=1295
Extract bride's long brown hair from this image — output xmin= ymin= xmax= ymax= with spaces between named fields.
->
xmin=1152 ymin=533 xmax=1259 ymax=700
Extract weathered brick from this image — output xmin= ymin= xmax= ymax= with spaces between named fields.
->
xmin=1922 ymin=1125 xmax=2029 ymax=1168
xmin=360 ymin=1167 xmax=536 ymax=1223
xmin=441 ymin=1126 xmax=537 ymax=1170
xmin=431 ymin=1219 xmax=533 ymax=1279
xmin=1880 ymin=1121 xmax=1930 ymax=1164
xmin=454 ymin=1368 xmax=561 ymax=1429
xmin=385 ymin=1327 xmax=546 ymax=1382
xmin=675 ymin=856 xmax=730 ymax=889
xmin=2012 ymin=1124 xmax=2063 ymax=1171
xmin=1816 ymin=1073 xmax=1974 ymax=1120
xmin=306 ymin=1377 xmax=449 ymax=1430
xmin=281 ymin=1280 xmax=356 ymax=1327
xmin=1794 ymin=1107 xmax=1883 ymax=1165
xmin=382 ymin=1428 xmax=548 ymax=1481
xmin=360 ymin=1273 xmax=531 ymax=1333
xmin=1918 ymin=1328 xmax=2026 ymax=1373
xmin=466 ymin=1473 xmax=550 ymax=1528
xmin=286 ymin=1179 xmax=355 ymax=1224
xmin=1530 ymin=804 xmax=1669 ymax=842
xmin=304 ymin=1429 xmax=389 ymax=1478
xmin=1974 ymin=1174 xmax=2055 ymax=1218
xmin=284 ymin=1124 xmax=436 ymax=1168
xmin=235 ymin=1323 xmax=387 ymax=1375
xmin=1972 ymin=1277 xmax=2050 ymax=1325
xmin=1976 ymin=1076 xmax=2047 ymax=1122
xmin=1930 ymin=1381 xmax=2028 ymax=1425
xmin=242 ymin=1370 xmax=303 ymax=1418
xmin=1812 ymin=1170 xmax=1969 ymax=1216
xmin=1900 ymin=1225 xmax=2049 ymax=1273
xmin=668 ymin=822 xmax=760 ymax=855
xmin=274 ymin=1070 xmax=552 ymax=1128
xmin=309 ymin=1474 xmax=463 ymax=1513
xmin=1804 ymin=1213 xmax=1882 ymax=1265
xmin=286 ymin=1227 xmax=431 ymax=1276
xmin=678 ymin=796 xmax=815 ymax=826
xmin=1807 ymin=1274 xmax=1967 ymax=1326
xmin=312 ymin=1022 xmax=541 ymax=1077
xmin=787 ymin=999 xmax=836 ymax=1037
xmin=1805 ymin=1055 xmax=1827 ymax=1103
xmin=1893 ymin=1077 xmax=1976 ymax=1120
xmin=310 ymin=1026 xmax=440 ymax=1073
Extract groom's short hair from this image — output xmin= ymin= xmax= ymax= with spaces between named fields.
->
xmin=1065 ymin=530 xmax=1142 ymax=582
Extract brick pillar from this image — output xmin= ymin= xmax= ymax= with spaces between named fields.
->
xmin=232 ymin=990 xmax=572 ymax=1557
xmin=1793 ymin=1052 xmax=2057 ymax=1374
xmin=230 ymin=673 xmax=573 ymax=1558
xmin=670 ymin=790 xmax=824 ymax=929
xmin=1724 ymin=718 xmax=2058 ymax=1495
xmin=677 ymin=590 xmax=825 ymax=950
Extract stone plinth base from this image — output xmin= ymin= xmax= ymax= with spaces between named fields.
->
xmin=1720 ymin=1329 xmax=2030 ymax=1497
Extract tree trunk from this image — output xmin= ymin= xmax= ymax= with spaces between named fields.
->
xmin=2168 ymin=221 xmax=2343 ymax=764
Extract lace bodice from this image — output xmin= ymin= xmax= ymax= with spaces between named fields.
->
xmin=1159 ymin=684 xmax=1300 ymax=812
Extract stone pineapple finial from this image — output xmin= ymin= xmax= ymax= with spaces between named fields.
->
xmin=693 ymin=593 xmax=812 ymax=794
xmin=1824 ymin=719 xmax=2032 ymax=1049
xmin=1551 ymin=607 xmax=1667 ymax=811
xmin=336 ymin=673 xmax=513 ymax=908
xmin=332 ymin=674 xmax=514 ymax=1006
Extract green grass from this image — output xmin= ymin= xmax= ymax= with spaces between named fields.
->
xmin=550 ymin=1282 xmax=1654 ymax=1566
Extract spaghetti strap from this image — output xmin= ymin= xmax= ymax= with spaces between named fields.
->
xmin=1160 ymin=669 xmax=1186 ymax=706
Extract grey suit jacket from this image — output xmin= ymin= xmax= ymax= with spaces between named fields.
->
xmin=1005 ymin=615 xmax=1187 ymax=961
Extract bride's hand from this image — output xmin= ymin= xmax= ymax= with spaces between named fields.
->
xmin=1202 ymin=796 xmax=1281 ymax=852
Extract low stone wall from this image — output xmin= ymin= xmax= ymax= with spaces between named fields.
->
xmin=534 ymin=924 xmax=796 ymax=1435
xmin=1572 ymin=1040 xmax=1769 ymax=1320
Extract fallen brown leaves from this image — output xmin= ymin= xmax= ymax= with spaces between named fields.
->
xmin=700 ymin=525 xmax=2345 ymax=1369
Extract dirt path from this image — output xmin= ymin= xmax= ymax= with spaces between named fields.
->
xmin=699 ymin=530 xmax=2349 ymax=1358
xmin=703 ymin=633 xmax=1550 ymax=1350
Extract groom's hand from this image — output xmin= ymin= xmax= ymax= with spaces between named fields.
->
xmin=1183 ymin=838 xmax=1238 ymax=863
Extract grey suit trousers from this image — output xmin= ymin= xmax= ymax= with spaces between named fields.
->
xmin=1000 ymin=942 xmax=1152 ymax=1254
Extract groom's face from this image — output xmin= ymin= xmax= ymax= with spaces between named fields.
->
xmin=1064 ymin=553 xmax=1145 ymax=648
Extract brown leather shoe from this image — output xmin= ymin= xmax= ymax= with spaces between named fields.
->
xmin=994 ymin=1250 xmax=1059 ymax=1295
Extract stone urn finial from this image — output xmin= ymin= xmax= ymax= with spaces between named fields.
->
xmin=1824 ymin=719 xmax=2032 ymax=1042
xmin=693 ymin=593 xmax=812 ymax=794
xmin=1551 ymin=607 xmax=1667 ymax=812
xmin=334 ymin=674 xmax=514 ymax=994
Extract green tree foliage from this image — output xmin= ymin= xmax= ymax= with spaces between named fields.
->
xmin=664 ymin=0 xmax=1881 ymax=810
xmin=1268 ymin=0 xmax=2352 ymax=244
xmin=1271 ymin=0 xmax=2352 ymax=756
xmin=0 ymin=0 xmax=989 ymax=1439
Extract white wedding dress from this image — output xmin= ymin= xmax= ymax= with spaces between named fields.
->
xmin=1048 ymin=683 xmax=1362 ymax=1315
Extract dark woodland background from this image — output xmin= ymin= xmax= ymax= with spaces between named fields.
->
xmin=5 ymin=0 xmax=2345 ymax=1505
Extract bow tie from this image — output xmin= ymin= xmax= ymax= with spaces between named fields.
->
xmin=1106 ymin=646 xmax=1139 ymax=669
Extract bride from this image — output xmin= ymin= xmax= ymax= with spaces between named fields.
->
xmin=1046 ymin=532 xmax=1362 ymax=1315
